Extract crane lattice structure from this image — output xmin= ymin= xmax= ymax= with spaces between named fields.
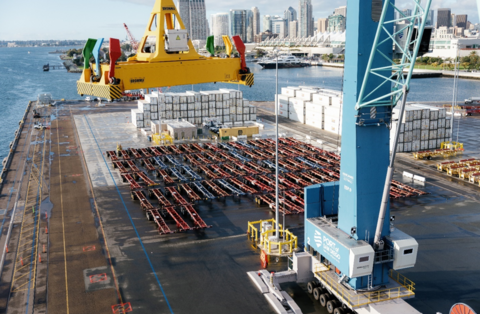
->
xmin=123 ymin=23 xmax=139 ymax=51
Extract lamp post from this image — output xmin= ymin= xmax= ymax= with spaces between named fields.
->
xmin=274 ymin=47 xmax=280 ymax=240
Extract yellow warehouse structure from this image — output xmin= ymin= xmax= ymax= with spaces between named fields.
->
xmin=219 ymin=126 xmax=259 ymax=138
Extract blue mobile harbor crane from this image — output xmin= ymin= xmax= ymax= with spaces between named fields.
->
xmin=248 ymin=1 xmax=433 ymax=313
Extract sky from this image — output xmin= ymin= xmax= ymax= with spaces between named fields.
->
xmin=0 ymin=0 xmax=478 ymax=41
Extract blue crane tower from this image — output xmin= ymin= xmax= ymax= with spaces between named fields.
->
xmin=304 ymin=0 xmax=431 ymax=291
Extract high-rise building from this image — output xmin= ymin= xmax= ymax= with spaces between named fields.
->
xmin=437 ymin=8 xmax=451 ymax=28
xmin=263 ymin=15 xmax=272 ymax=32
xmin=289 ymin=21 xmax=298 ymax=38
xmin=402 ymin=9 xmax=412 ymax=17
xmin=230 ymin=10 xmax=247 ymax=42
xmin=177 ymin=0 xmax=208 ymax=40
xmin=272 ymin=18 xmax=288 ymax=38
xmin=426 ymin=10 xmax=434 ymax=26
xmin=252 ymin=7 xmax=260 ymax=36
xmin=246 ymin=10 xmax=254 ymax=43
xmin=451 ymin=14 xmax=456 ymax=27
xmin=284 ymin=7 xmax=297 ymax=24
xmin=456 ymin=14 xmax=468 ymax=29
xmin=299 ymin=0 xmax=313 ymax=37
xmin=211 ymin=13 xmax=229 ymax=47
xmin=334 ymin=5 xmax=347 ymax=18
xmin=317 ymin=18 xmax=328 ymax=33
xmin=328 ymin=14 xmax=346 ymax=32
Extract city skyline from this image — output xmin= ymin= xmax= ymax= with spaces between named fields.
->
xmin=0 ymin=0 xmax=479 ymax=40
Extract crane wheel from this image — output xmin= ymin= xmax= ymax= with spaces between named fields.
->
xmin=307 ymin=281 xmax=316 ymax=294
xmin=333 ymin=308 xmax=345 ymax=314
xmin=326 ymin=300 xmax=339 ymax=314
xmin=313 ymin=287 xmax=321 ymax=300
xmin=319 ymin=294 xmax=331 ymax=307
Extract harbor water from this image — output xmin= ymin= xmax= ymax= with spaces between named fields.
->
xmin=1 ymin=46 xmax=480 ymax=171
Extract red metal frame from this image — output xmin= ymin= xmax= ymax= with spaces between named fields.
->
xmin=166 ymin=186 xmax=190 ymax=206
xmin=148 ymin=209 xmax=173 ymax=235
xmin=157 ymin=169 xmax=174 ymax=184
xmin=223 ymin=163 xmax=246 ymax=176
xmin=284 ymin=172 xmax=310 ymax=187
xmin=113 ymin=161 xmax=128 ymax=173
xmin=243 ymin=176 xmax=274 ymax=192
xmin=106 ymin=151 xmax=119 ymax=161
xmin=284 ymin=190 xmax=305 ymax=207
xmin=203 ymin=180 xmax=230 ymax=198
xmin=204 ymin=143 xmax=221 ymax=152
xmin=120 ymin=150 xmax=131 ymax=160
xmin=142 ymin=158 xmax=156 ymax=172
xmin=197 ymin=165 xmax=221 ymax=179
xmin=121 ymin=174 xmax=141 ymax=190
xmin=126 ymin=160 xmax=140 ymax=173
xmin=129 ymin=148 xmax=142 ymax=159
xmin=191 ymin=143 xmax=205 ymax=152
xmin=210 ymin=165 xmax=232 ymax=178
xmin=232 ymin=162 xmax=259 ymax=175
xmin=180 ymin=184 xmax=201 ymax=202
xmin=136 ymin=171 xmax=156 ymax=186
xmin=229 ymin=178 xmax=258 ymax=194
xmin=183 ymin=205 xmax=211 ymax=229
xmin=140 ymin=148 xmax=153 ymax=158
xmin=150 ymin=188 xmax=173 ymax=208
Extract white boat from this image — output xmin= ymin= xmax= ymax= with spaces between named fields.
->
xmin=257 ymin=55 xmax=310 ymax=69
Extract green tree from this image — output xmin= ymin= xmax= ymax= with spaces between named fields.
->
xmin=328 ymin=53 xmax=334 ymax=62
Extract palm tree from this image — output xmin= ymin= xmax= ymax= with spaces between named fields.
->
xmin=431 ymin=62 xmax=438 ymax=69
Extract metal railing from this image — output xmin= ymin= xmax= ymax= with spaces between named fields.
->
xmin=314 ymin=265 xmax=415 ymax=308
xmin=247 ymin=219 xmax=298 ymax=255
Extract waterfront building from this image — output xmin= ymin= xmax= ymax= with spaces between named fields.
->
xmin=177 ymin=0 xmax=207 ymax=40
xmin=230 ymin=10 xmax=247 ymax=42
xmin=263 ymin=15 xmax=272 ymax=32
xmin=252 ymin=7 xmax=260 ymax=36
xmin=272 ymin=18 xmax=288 ymax=39
xmin=317 ymin=18 xmax=328 ymax=33
xmin=254 ymin=30 xmax=278 ymax=43
xmin=437 ymin=8 xmax=451 ymax=28
xmin=289 ymin=21 xmax=298 ymax=38
xmin=284 ymin=7 xmax=297 ymax=24
xmin=456 ymin=14 xmax=467 ymax=29
xmin=426 ymin=10 xmax=434 ymax=26
xmin=211 ymin=13 xmax=229 ymax=47
xmin=334 ymin=6 xmax=347 ymax=18
xmin=328 ymin=14 xmax=346 ymax=33
xmin=299 ymin=0 xmax=313 ymax=37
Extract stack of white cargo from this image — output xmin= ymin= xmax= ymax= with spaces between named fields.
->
xmin=277 ymin=86 xmax=343 ymax=135
xmin=391 ymin=104 xmax=450 ymax=152
xmin=130 ymin=89 xmax=256 ymax=129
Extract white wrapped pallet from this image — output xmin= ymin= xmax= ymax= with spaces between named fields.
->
xmin=188 ymin=111 xmax=195 ymax=118
xmin=159 ymin=112 xmax=165 ymax=119
xmin=219 ymin=88 xmax=239 ymax=99
xmin=151 ymin=112 xmax=158 ymax=120
xmin=173 ymin=111 xmax=179 ymax=119
xmin=187 ymin=103 xmax=195 ymax=110
xmin=331 ymin=95 xmax=343 ymax=108
xmin=242 ymin=107 xmax=249 ymax=114
xmin=281 ymin=87 xmax=300 ymax=97
xmin=413 ymin=120 xmax=421 ymax=130
xmin=420 ymin=141 xmax=428 ymax=150
xmin=201 ymin=109 xmax=208 ymax=117
xmin=446 ymin=118 xmax=451 ymax=129
xmin=429 ymin=120 xmax=438 ymax=130
xmin=305 ymin=102 xmax=324 ymax=114
xmin=324 ymin=121 xmax=342 ymax=135
xmin=200 ymin=91 xmax=217 ymax=101
xmin=138 ymin=100 xmax=151 ymax=112
xmin=278 ymin=109 xmax=289 ymax=118
xmin=201 ymin=103 xmax=208 ymax=110
xmin=145 ymin=94 xmax=158 ymax=105
xmin=171 ymin=94 xmax=180 ymax=104
xmin=236 ymin=114 xmax=243 ymax=121
xmin=216 ymin=108 xmax=223 ymax=116
xmin=404 ymin=131 xmax=413 ymax=142
xmin=195 ymin=117 xmax=202 ymax=124
xmin=208 ymin=102 xmax=215 ymax=109
xmin=438 ymin=127 xmax=445 ymax=138
xmin=437 ymin=139 xmax=443 ymax=147
xmin=324 ymin=105 xmax=341 ymax=118
xmin=421 ymin=130 xmax=429 ymax=140
xmin=173 ymin=104 xmax=180 ymax=111
xmin=180 ymin=103 xmax=187 ymax=111
xmin=165 ymin=94 xmax=173 ymax=103
xmin=312 ymin=93 xmax=331 ymax=106
xmin=157 ymin=94 xmax=165 ymax=103
xmin=133 ymin=120 xmax=144 ymax=128
xmin=235 ymin=107 xmax=242 ymax=114
xmin=438 ymin=108 xmax=446 ymax=119
xmin=144 ymin=111 xmax=151 ymax=120
xmin=429 ymin=108 xmax=439 ymax=120
xmin=131 ymin=109 xmax=143 ymax=122
xmin=144 ymin=119 xmax=151 ymax=128
xmin=412 ymin=129 xmax=420 ymax=141
xmin=289 ymin=111 xmax=305 ymax=123
xmin=150 ymin=103 xmax=158 ymax=112
xmin=397 ymin=144 xmax=404 ymax=153
xmin=224 ymin=108 xmax=230 ymax=115
xmin=429 ymin=129 xmax=437 ymax=140
xmin=243 ymin=114 xmax=249 ymax=121
xmin=405 ymin=122 xmax=413 ymax=131
xmin=296 ymin=89 xmax=317 ymax=101
xmin=165 ymin=111 xmax=173 ymax=119
xmin=438 ymin=118 xmax=446 ymax=128
xmin=421 ymin=119 xmax=429 ymax=130
xmin=404 ymin=142 xmax=412 ymax=152
xmin=224 ymin=115 xmax=231 ymax=122
xmin=393 ymin=106 xmax=415 ymax=122
xmin=305 ymin=114 xmax=323 ymax=129
xmin=209 ymin=108 xmax=216 ymax=116
xmin=165 ymin=103 xmax=172 ymax=111
xmin=250 ymin=114 xmax=256 ymax=121
xmin=412 ymin=140 xmax=420 ymax=151
xmin=410 ymin=104 xmax=429 ymax=119
xmin=429 ymin=140 xmax=436 ymax=149
xmin=186 ymin=91 xmax=202 ymax=102
xmin=180 ymin=111 xmax=187 ymax=118
xmin=250 ymin=106 xmax=257 ymax=114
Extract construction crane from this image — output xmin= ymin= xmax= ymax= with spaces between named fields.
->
xmin=249 ymin=1 xmax=435 ymax=313
xmin=77 ymin=0 xmax=253 ymax=100
xmin=123 ymin=23 xmax=139 ymax=52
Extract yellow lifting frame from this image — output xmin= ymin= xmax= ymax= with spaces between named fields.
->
xmin=247 ymin=219 xmax=298 ymax=256
xmin=77 ymin=0 xmax=254 ymax=100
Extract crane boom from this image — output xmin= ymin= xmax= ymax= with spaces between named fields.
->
xmin=123 ymin=23 xmax=139 ymax=51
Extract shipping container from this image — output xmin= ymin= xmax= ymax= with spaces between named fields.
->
xmin=281 ymin=87 xmax=300 ymax=97
xmin=312 ymin=93 xmax=331 ymax=106
xmin=131 ymin=109 xmax=143 ymax=122
xmin=138 ymin=100 xmax=151 ymax=112
xmin=305 ymin=102 xmax=324 ymax=114
xmin=289 ymin=111 xmax=305 ymax=124
xmin=145 ymin=95 xmax=158 ymax=105
xmin=296 ymin=90 xmax=317 ymax=101
xmin=151 ymin=112 xmax=158 ymax=120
